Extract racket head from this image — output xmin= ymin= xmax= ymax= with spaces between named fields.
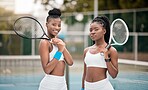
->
xmin=110 ymin=18 xmax=129 ymax=46
xmin=13 ymin=16 xmax=50 ymax=40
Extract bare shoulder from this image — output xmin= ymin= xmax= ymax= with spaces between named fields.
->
xmin=84 ymin=47 xmax=90 ymax=53
xmin=82 ymin=47 xmax=89 ymax=60
xmin=40 ymin=39 xmax=51 ymax=46
xmin=109 ymin=46 xmax=117 ymax=52
xmin=83 ymin=46 xmax=91 ymax=56
xmin=109 ymin=46 xmax=118 ymax=53
xmin=39 ymin=39 xmax=51 ymax=49
xmin=40 ymin=39 xmax=49 ymax=44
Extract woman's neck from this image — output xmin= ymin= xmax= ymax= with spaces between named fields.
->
xmin=95 ymin=38 xmax=106 ymax=45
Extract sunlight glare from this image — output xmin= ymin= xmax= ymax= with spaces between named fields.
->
xmin=15 ymin=0 xmax=34 ymax=14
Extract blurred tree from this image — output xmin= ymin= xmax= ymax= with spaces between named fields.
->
xmin=61 ymin=0 xmax=148 ymax=12
xmin=59 ymin=0 xmax=148 ymax=26
xmin=0 ymin=7 xmax=15 ymax=55
xmin=119 ymin=0 xmax=148 ymax=9
xmin=0 ymin=7 xmax=14 ymax=30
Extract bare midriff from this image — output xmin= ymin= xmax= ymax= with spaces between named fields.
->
xmin=50 ymin=61 xmax=65 ymax=76
xmin=85 ymin=67 xmax=107 ymax=82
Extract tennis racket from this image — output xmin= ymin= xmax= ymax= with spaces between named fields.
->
xmin=13 ymin=16 xmax=50 ymax=40
xmin=106 ymin=18 xmax=129 ymax=49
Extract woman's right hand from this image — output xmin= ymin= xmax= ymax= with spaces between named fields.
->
xmin=52 ymin=38 xmax=65 ymax=52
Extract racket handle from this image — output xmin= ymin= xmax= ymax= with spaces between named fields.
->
xmin=49 ymin=41 xmax=53 ymax=44
xmin=105 ymin=44 xmax=111 ymax=50
xmin=49 ymin=40 xmax=53 ymax=44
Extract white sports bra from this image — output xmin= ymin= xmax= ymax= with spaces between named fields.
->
xmin=49 ymin=44 xmax=64 ymax=61
xmin=84 ymin=50 xmax=107 ymax=68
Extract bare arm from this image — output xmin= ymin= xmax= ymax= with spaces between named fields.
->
xmin=52 ymin=38 xmax=73 ymax=66
xmin=81 ymin=48 xmax=88 ymax=89
xmin=82 ymin=62 xmax=86 ymax=88
xmin=104 ymin=47 xmax=118 ymax=78
xmin=39 ymin=40 xmax=59 ymax=74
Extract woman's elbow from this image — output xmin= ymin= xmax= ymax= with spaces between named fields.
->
xmin=68 ymin=61 xmax=73 ymax=66
xmin=65 ymin=58 xmax=73 ymax=66
xmin=112 ymin=74 xmax=117 ymax=79
xmin=43 ymin=68 xmax=50 ymax=74
xmin=111 ymin=72 xmax=118 ymax=79
xmin=44 ymin=70 xmax=49 ymax=74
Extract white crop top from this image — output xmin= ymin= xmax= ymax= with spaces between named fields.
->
xmin=84 ymin=50 xmax=107 ymax=68
xmin=49 ymin=44 xmax=64 ymax=61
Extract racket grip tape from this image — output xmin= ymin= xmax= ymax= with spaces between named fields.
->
xmin=105 ymin=44 xmax=111 ymax=50
xmin=53 ymin=51 xmax=62 ymax=60
xmin=105 ymin=58 xmax=111 ymax=62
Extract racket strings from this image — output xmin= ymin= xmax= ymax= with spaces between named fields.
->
xmin=112 ymin=20 xmax=128 ymax=43
xmin=14 ymin=18 xmax=44 ymax=38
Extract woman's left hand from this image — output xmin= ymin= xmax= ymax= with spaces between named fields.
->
xmin=101 ymin=48 xmax=110 ymax=59
xmin=52 ymin=38 xmax=65 ymax=52
xmin=104 ymin=48 xmax=110 ymax=59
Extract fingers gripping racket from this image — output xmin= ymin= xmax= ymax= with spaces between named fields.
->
xmin=13 ymin=16 xmax=50 ymax=40
xmin=106 ymin=18 xmax=129 ymax=49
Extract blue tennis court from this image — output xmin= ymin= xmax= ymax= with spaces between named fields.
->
xmin=0 ymin=59 xmax=148 ymax=90
xmin=0 ymin=71 xmax=148 ymax=90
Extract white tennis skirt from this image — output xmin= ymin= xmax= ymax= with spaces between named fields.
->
xmin=85 ymin=78 xmax=114 ymax=90
xmin=38 ymin=74 xmax=67 ymax=90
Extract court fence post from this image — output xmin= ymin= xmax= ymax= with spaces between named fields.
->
xmin=66 ymin=64 xmax=69 ymax=90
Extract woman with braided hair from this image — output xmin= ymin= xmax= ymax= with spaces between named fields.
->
xmin=81 ymin=16 xmax=118 ymax=90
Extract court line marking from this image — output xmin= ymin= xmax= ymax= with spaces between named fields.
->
xmin=119 ymin=59 xmax=148 ymax=66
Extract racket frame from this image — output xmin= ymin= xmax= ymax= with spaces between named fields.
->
xmin=13 ymin=16 xmax=50 ymax=40
xmin=106 ymin=18 xmax=129 ymax=49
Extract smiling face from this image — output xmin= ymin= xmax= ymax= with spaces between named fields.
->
xmin=89 ymin=22 xmax=106 ymax=41
xmin=46 ymin=18 xmax=61 ymax=38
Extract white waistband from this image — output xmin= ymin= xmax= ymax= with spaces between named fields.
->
xmin=44 ymin=74 xmax=66 ymax=82
xmin=39 ymin=74 xmax=67 ymax=90
xmin=85 ymin=78 xmax=113 ymax=90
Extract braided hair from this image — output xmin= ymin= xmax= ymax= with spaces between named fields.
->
xmin=91 ymin=16 xmax=110 ymax=43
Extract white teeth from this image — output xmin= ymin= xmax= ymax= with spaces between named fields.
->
xmin=53 ymin=30 xmax=58 ymax=33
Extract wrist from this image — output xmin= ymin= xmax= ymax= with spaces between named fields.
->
xmin=58 ymin=47 xmax=65 ymax=52
xmin=53 ymin=51 xmax=62 ymax=60
xmin=105 ymin=58 xmax=111 ymax=62
xmin=58 ymin=50 xmax=63 ymax=52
